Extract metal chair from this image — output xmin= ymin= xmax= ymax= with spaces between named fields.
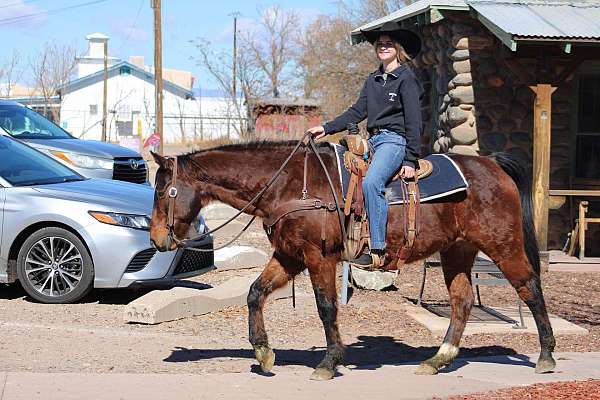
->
xmin=418 ymin=253 xmax=526 ymax=329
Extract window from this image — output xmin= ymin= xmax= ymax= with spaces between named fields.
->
xmin=0 ymin=104 xmax=72 ymax=139
xmin=0 ymin=136 xmax=82 ymax=186
xmin=90 ymin=104 xmax=98 ymax=115
xmin=119 ymin=66 xmax=132 ymax=75
xmin=116 ymin=121 xmax=133 ymax=137
xmin=575 ymin=74 xmax=600 ymax=179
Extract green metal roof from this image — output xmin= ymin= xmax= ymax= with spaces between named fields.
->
xmin=351 ymin=0 xmax=600 ymax=51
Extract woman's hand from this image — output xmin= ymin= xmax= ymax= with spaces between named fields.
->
xmin=400 ymin=165 xmax=415 ymax=179
xmin=307 ymin=125 xmax=326 ymax=141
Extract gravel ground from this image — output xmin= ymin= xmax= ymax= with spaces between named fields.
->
xmin=0 ymin=219 xmax=598 ymax=377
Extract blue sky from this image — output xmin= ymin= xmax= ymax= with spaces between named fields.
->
xmin=0 ymin=0 xmax=340 ymax=90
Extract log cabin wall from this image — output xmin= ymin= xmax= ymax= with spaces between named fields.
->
xmin=409 ymin=11 xmax=599 ymax=254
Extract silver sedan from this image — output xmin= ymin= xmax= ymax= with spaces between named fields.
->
xmin=0 ymin=135 xmax=214 ymax=303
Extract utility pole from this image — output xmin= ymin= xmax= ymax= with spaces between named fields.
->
xmin=232 ymin=12 xmax=239 ymax=100
xmin=228 ymin=11 xmax=240 ymax=140
xmin=152 ymin=0 xmax=164 ymax=154
xmin=101 ymin=39 xmax=108 ymax=142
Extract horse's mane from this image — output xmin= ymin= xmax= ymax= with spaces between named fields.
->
xmin=178 ymin=139 xmax=332 ymax=170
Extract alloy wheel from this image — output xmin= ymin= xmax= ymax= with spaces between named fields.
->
xmin=24 ymin=236 xmax=83 ymax=297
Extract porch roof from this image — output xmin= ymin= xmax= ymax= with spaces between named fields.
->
xmin=351 ymin=0 xmax=600 ymax=51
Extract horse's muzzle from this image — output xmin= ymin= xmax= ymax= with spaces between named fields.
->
xmin=150 ymin=235 xmax=174 ymax=252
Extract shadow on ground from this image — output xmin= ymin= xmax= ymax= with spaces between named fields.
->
xmin=0 ymin=280 xmax=212 ymax=305
xmin=163 ymin=335 xmax=523 ymax=373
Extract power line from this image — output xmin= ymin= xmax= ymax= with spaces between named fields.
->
xmin=117 ymin=0 xmax=145 ymax=55
xmin=0 ymin=0 xmax=110 ymax=26
xmin=0 ymin=0 xmax=43 ymax=10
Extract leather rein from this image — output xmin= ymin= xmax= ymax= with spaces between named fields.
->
xmin=158 ymin=132 xmax=349 ymax=260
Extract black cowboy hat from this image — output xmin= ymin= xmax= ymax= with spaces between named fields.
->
xmin=361 ymin=20 xmax=421 ymax=58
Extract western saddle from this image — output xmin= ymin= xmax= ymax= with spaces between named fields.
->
xmin=342 ymin=134 xmax=432 ymax=270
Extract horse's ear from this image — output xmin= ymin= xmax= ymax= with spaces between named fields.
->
xmin=150 ymin=151 xmax=171 ymax=169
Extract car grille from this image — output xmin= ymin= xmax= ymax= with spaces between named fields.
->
xmin=125 ymin=248 xmax=157 ymax=273
xmin=113 ymin=157 xmax=147 ymax=184
xmin=173 ymin=245 xmax=214 ymax=276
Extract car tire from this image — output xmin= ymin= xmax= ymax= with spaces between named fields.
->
xmin=16 ymin=227 xmax=94 ymax=304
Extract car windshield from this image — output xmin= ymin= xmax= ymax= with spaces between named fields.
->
xmin=0 ymin=136 xmax=84 ymax=186
xmin=0 ymin=104 xmax=73 ymax=139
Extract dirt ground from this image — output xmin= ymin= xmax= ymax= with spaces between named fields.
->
xmin=0 ymin=219 xmax=599 ymax=377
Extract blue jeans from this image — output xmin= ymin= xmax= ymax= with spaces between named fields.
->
xmin=362 ymin=130 xmax=406 ymax=250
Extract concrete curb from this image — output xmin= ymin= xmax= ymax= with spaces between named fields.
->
xmin=214 ymin=246 xmax=269 ymax=271
xmin=123 ymin=274 xmax=291 ymax=324
xmin=403 ymin=303 xmax=589 ymax=336
xmin=201 ymin=203 xmax=244 ymax=221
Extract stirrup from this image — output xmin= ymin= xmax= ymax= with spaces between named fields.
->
xmin=349 ymin=251 xmax=386 ymax=270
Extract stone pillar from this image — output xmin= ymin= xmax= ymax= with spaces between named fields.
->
xmin=413 ymin=16 xmax=494 ymax=156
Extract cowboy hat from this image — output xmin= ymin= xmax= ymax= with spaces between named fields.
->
xmin=361 ymin=20 xmax=421 ymax=58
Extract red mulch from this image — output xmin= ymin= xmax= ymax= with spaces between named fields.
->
xmin=447 ymin=379 xmax=600 ymax=400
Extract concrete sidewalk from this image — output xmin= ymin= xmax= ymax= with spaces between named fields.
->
xmin=1 ymin=352 xmax=599 ymax=400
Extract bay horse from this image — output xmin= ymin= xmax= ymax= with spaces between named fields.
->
xmin=149 ymin=140 xmax=556 ymax=380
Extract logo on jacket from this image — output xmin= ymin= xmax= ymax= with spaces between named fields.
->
xmin=388 ymin=92 xmax=397 ymax=102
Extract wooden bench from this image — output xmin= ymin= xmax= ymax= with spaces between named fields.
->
xmin=418 ymin=254 xmax=526 ymax=329
xmin=549 ymin=190 xmax=600 ymax=260
xmin=566 ymin=201 xmax=600 ymax=260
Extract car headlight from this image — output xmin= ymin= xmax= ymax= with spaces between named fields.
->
xmin=51 ymin=151 xmax=113 ymax=170
xmin=89 ymin=211 xmax=151 ymax=230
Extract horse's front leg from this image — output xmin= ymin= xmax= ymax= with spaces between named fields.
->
xmin=305 ymin=247 xmax=345 ymax=380
xmin=247 ymin=255 xmax=298 ymax=373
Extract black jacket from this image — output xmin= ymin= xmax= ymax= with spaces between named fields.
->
xmin=323 ymin=63 xmax=424 ymax=168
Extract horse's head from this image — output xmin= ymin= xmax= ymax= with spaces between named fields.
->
xmin=150 ymin=152 xmax=202 ymax=252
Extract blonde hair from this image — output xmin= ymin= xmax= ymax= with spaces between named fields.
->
xmin=394 ymin=42 xmax=411 ymax=63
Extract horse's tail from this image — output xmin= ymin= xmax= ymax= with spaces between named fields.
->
xmin=490 ymin=152 xmax=540 ymax=275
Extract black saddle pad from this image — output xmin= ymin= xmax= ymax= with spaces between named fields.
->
xmin=331 ymin=144 xmax=469 ymax=205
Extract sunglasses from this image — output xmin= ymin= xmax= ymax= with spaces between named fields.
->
xmin=376 ymin=41 xmax=395 ymax=49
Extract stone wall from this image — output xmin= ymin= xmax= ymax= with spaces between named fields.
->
xmin=410 ymin=12 xmax=597 ymax=253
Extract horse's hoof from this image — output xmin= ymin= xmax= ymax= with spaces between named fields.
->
xmin=310 ymin=368 xmax=334 ymax=381
xmin=535 ymin=357 xmax=556 ymax=374
xmin=415 ymin=363 xmax=438 ymax=375
xmin=254 ymin=346 xmax=275 ymax=373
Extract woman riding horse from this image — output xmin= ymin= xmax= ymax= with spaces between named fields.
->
xmin=308 ymin=20 xmax=424 ymax=269
xmin=149 ymin=22 xmax=556 ymax=384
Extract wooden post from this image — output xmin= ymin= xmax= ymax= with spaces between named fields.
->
xmin=529 ymin=84 xmax=557 ymax=251
xmin=152 ymin=0 xmax=164 ymax=155
xmin=579 ymin=201 xmax=588 ymax=260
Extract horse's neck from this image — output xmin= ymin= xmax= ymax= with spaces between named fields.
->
xmin=190 ymin=148 xmax=292 ymax=217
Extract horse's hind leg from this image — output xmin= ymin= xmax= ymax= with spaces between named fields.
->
xmin=416 ymin=242 xmax=477 ymax=375
xmin=479 ymin=245 xmax=556 ymax=373
xmin=247 ymin=254 xmax=301 ymax=373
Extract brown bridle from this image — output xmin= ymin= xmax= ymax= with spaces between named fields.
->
xmin=165 ymin=156 xmax=179 ymax=238
xmin=153 ymin=155 xmax=181 ymax=248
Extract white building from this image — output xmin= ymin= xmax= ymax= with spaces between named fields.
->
xmin=58 ymin=33 xmax=245 ymax=144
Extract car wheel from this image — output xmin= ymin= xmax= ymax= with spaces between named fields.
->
xmin=16 ymin=227 xmax=94 ymax=304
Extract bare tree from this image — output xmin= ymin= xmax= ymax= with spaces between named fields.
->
xmin=297 ymin=15 xmax=374 ymax=120
xmin=190 ymin=37 xmax=261 ymax=138
xmin=348 ymin=0 xmax=409 ymax=22
xmin=174 ymin=97 xmax=187 ymax=143
xmin=242 ymin=5 xmax=298 ymax=98
xmin=30 ymin=43 xmax=77 ymax=122
xmin=0 ymin=50 xmax=23 ymax=98
xmin=295 ymin=0 xmax=413 ymax=126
